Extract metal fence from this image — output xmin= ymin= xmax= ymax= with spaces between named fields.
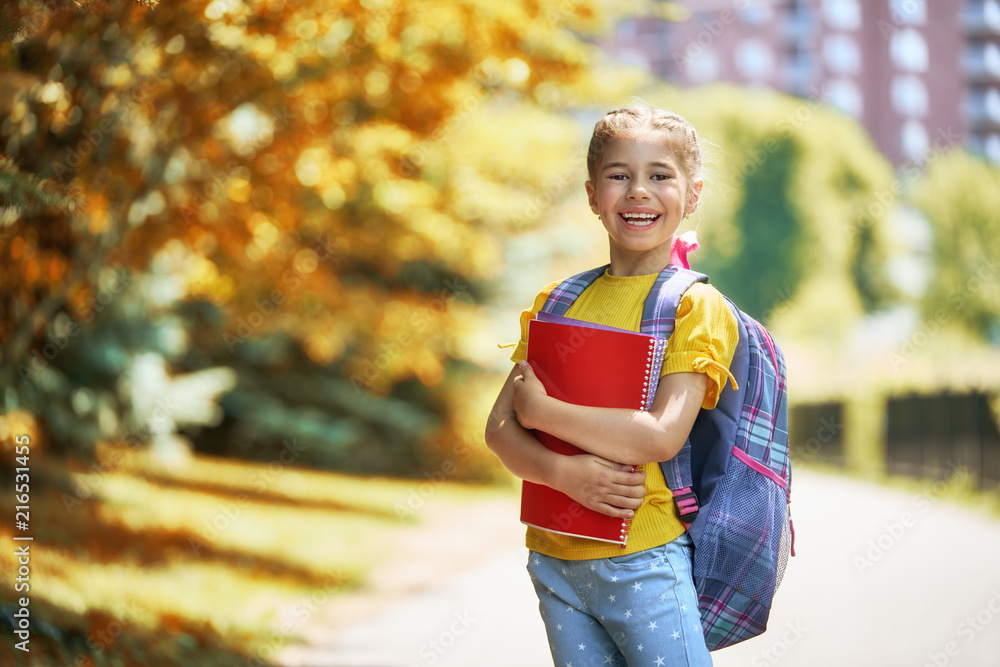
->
xmin=788 ymin=401 xmax=845 ymax=466
xmin=789 ymin=392 xmax=1000 ymax=490
xmin=886 ymin=392 xmax=1000 ymax=490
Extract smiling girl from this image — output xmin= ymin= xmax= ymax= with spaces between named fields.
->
xmin=486 ymin=105 xmax=740 ymax=666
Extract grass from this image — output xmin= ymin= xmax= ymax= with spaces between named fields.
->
xmin=0 ymin=442 xmax=508 ymax=667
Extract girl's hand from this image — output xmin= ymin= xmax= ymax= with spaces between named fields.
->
xmin=511 ymin=360 xmax=548 ymax=430
xmin=512 ymin=360 xmax=647 ymax=518
xmin=551 ymin=454 xmax=647 ymax=520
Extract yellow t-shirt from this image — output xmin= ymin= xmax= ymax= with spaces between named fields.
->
xmin=508 ymin=268 xmax=739 ymax=560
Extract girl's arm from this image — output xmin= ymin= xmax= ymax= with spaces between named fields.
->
xmin=485 ymin=364 xmax=647 ymax=520
xmin=512 ymin=360 xmax=708 ymax=466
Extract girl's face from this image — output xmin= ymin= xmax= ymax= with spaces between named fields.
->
xmin=585 ymin=133 xmax=700 ymax=271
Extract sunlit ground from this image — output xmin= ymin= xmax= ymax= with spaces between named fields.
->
xmin=0 ymin=443 xmax=506 ymax=666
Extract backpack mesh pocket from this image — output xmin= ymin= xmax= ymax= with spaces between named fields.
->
xmin=693 ymin=451 xmax=790 ymax=609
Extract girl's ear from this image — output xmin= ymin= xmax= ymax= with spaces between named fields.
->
xmin=686 ymin=179 xmax=704 ymax=215
xmin=585 ymin=180 xmax=600 ymax=214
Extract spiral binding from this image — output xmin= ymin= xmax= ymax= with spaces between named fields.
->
xmin=641 ymin=337 xmax=667 ymax=411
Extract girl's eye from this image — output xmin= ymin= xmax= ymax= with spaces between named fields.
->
xmin=609 ymin=173 xmax=628 ymax=180
xmin=652 ymin=173 xmax=672 ymax=181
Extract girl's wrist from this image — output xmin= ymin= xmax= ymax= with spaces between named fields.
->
xmin=516 ymin=393 xmax=547 ymax=432
xmin=542 ymin=446 xmax=569 ymax=491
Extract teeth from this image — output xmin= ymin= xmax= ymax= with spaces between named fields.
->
xmin=621 ymin=212 xmax=659 ymax=226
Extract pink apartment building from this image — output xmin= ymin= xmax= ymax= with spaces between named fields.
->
xmin=599 ymin=0 xmax=1000 ymax=167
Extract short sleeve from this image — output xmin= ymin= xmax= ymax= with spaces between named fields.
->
xmin=660 ymin=282 xmax=740 ymax=410
xmin=507 ymin=280 xmax=562 ymax=365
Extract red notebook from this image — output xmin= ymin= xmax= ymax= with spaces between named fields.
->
xmin=520 ymin=312 xmax=668 ymax=547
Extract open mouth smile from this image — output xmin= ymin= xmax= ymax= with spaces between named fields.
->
xmin=618 ymin=211 xmax=661 ymax=228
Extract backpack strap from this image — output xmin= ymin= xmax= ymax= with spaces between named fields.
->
xmin=539 ymin=264 xmax=609 ymax=316
xmin=639 ymin=266 xmax=709 ymax=527
xmin=639 ymin=266 xmax=704 ymax=337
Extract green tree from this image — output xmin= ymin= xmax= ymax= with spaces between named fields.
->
xmin=913 ymin=148 xmax=1000 ymax=340
xmin=650 ymin=84 xmax=897 ymax=345
xmin=696 ymin=132 xmax=803 ymax=320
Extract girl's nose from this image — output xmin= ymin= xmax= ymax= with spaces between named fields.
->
xmin=627 ymin=182 xmax=650 ymax=199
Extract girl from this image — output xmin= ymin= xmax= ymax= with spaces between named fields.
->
xmin=485 ymin=105 xmax=739 ymax=666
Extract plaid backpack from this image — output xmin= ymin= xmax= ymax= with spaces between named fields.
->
xmin=540 ymin=263 xmax=793 ymax=651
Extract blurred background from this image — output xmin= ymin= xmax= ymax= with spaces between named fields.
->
xmin=0 ymin=0 xmax=998 ymax=665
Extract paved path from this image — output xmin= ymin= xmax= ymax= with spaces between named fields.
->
xmin=279 ymin=469 xmax=1000 ymax=666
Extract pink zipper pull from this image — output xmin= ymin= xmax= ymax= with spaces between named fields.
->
xmin=788 ymin=502 xmax=796 ymax=557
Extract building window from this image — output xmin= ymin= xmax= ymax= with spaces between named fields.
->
xmin=740 ymin=0 xmax=773 ymax=25
xmin=889 ymin=0 xmax=926 ymax=25
xmin=967 ymin=87 xmax=1000 ymax=122
xmin=964 ymin=42 xmax=1000 ymax=77
xmin=991 ymin=0 xmax=1000 ymax=29
xmin=989 ymin=87 xmax=1000 ymax=122
xmin=964 ymin=0 xmax=1000 ymax=30
xmin=823 ymin=0 xmax=861 ymax=30
xmin=827 ymin=79 xmax=863 ymax=117
xmin=824 ymin=35 xmax=861 ymax=74
xmin=786 ymin=47 xmax=815 ymax=89
xmin=969 ymin=87 xmax=1000 ymax=122
xmin=901 ymin=120 xmax=929 ymax=160
xmin=892 ymin=75 xmax=929 ymax=116
xmin=986 ymin=134 xmax=1000 ymax=163
xmin=735 ymin=38 xmax=775 ymax=80
xmin=686 ymin=48 xmax=720 ymax=83
xmin=987 ymin=42 xmax=1000 ymax=76
xmin=985 ymin=0 xmax=1000 ymax=30
xmin=890 ymin=29 xmax=929 ymax=72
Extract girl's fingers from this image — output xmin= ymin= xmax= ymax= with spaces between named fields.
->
xmin=615 ymin=493 xmax=644 ymax=510
xmin=594 ymin=503 xmax=635 ymax=519
xmin=613 ymin=469 xmax=646 ymax=487
xmin=613 ymin=482 xmax=647 ymax=499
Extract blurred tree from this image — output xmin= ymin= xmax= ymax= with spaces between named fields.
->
xmin=649 ymin=85 xmax=898 ymax=345
xmin=698 ymin=132 xmax=803 ymax=320
xmin=913 ymin=149 xmax=1000 ymax=341
xmin=0 ymin=0 xmax=607 ymax=475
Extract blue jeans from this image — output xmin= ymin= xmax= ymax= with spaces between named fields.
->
xmin=527 ymin=533 xmax=712 ymax=666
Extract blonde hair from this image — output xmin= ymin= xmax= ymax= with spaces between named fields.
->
xmin=586 ymin=105 xmax=704 ymax=201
